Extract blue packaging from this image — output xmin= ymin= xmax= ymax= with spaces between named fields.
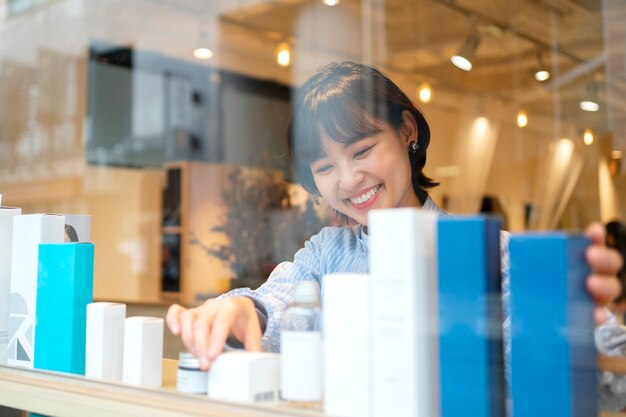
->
xmin=438 ymin=216 xmax=505 ymax=417
xmin=34 ymin=243 xmax=94 ymax=375
xmin=509 ymin=233 xmax=596 ymax=417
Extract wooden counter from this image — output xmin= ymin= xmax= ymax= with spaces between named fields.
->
xmin=2 ymin=357 xmax=626 ymax=417
xmin=0 ymin=360 xmax=320 ymax=417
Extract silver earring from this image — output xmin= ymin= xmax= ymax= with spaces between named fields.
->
xmin=410 ymin=141 xmax=419 ymax=154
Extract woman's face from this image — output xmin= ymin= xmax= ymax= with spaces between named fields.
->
xmin=310 ymin=111 xmax=420 ymax=226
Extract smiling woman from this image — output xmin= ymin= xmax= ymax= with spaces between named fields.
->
xmin=288 ymin=62 xmax=438 ymax=225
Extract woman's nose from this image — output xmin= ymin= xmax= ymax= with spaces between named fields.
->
xmin=338 ymin=164 xmax=364 ymax=191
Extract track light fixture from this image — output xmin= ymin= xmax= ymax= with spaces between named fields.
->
xmin=579 ymin=80 xmax=599 ymax=112
xmin=451 ymin=34 xmax=480 ymax=72
xmin=534 ymin=52 xmax=550 ymax=82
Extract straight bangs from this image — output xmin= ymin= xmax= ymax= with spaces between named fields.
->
xmin=294 ymin=90 xmax=391 ymax=167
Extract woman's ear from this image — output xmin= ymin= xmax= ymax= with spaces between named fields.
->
xmin=400 ymin=110 xmax=418 ymax=146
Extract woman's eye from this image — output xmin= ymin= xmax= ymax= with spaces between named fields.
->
xmin=314 ymin=165 xmax=333 ymax=174
xmin=354 ymin=146 xmax=373 ymax=159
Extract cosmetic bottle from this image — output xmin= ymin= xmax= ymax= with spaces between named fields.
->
xmin=280 ymin=280 xmax=322 ymax=407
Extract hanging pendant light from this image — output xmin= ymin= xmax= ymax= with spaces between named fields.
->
xmin=516 ymin=110 xmax=528 ymax=128
xmin=417 ymin=82 xmax=432 ymax=103
xmin=275 ymin=43 xmax=291 ymax=67
xmin=583 ymin=128 xmax=594 ymax=145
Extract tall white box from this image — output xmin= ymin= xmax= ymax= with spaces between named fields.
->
xmin=123 ymin=316 xmax=163 ymax=387
xmin=207 ymin=351 xmax=281 ymax=403
xmin=369 ymin=209 xmax=439 ymax=417
xmin=85 ymin=302 xmax=126 ymax=381
xmin=8 ymin=214 xmax=64 ymax=367
xmin=0 ymin=206 xmax=22 ymax=364
xmin=323 ymin=273 xmax=370 ymax=417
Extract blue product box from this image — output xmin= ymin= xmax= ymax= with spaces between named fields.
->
xmin=437 ymin=216 xmax=505 ymax=417
xmin=34 ymin=243 xmax=94 ymax=375
xmin=509 ymin=234 xmax=596 ymax=417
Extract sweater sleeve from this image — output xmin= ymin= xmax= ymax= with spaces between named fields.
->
xmin=219 ymin=228 xmax=326 ymax=352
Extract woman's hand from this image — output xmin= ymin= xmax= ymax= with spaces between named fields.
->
xmin=585 ymin=222 xmax=624 ymax=324
xmin=166 ymin=296 xmax=263 ymax=370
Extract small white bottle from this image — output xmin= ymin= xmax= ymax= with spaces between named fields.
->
xmin=280 ymin=281 xmax=323 ymax=406
xmin=177 ymin=352 xmax=208 ymax=394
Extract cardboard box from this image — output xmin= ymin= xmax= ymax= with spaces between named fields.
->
xmin=8 ymin=214 xmax=64 ymax=367
xmin=369 ymin=209 xmax=439 ymax=417
xmin=437 ymin=217 xmax=505 ymax=417
xmin=509 ymin=234 xmax=596 ymax=417
xmin=0 ymin=206 xmax=22 ymax=364
xmin=207 ymin=351 xmax=280 ymax=403
xmin=323 ymin=273 xmax=370 ymax=417
xmin=34 ymin=243 xmax=94 ymax=374
xmin=85 ymin=302 xmax=126 ymax=381
xmin=123 ymin=316 xmax=164 ymax=387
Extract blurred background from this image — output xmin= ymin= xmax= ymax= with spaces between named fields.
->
xmin=0 ymin=0 xmax=624 ymax=313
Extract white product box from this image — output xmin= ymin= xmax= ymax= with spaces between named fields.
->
xmin=0 ymin=206 xmax=22 ymax=364
xmin=123 ymin=316 xmax=163 ymax=387
xmin=323 ymin=273 xmax=371 ymax=417
xmin=368 ymin=209 xmax=439 ymax=417
xmin=85 ymin=302 xmax=126 ymax=381
xmin=63 ymin=214 xmax=92 ymax=243
xmin=207 ymin=351 xmax=280 ymax=403
xmin=8 ymin=214 xmax=65 ymax=367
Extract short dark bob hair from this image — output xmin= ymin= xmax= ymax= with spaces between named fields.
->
xmin=287 ymin=61 xmax=438 ymax=205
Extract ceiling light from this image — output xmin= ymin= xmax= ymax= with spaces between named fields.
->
xmin=417 ymin=82 xmax=432 ymax=103
xmin=583 ymin=128 xmax=594 ymax=145
xmin=193 ymin=28 xmax=213 ymax=60
xmin=323 ymin=0 xmax=339 ymax=5
xmin=193 ymin=47 xmax=213 ymax=60
xmin=275 ymin=43 xmax=291 ymax=67
xmin=534 ymin=52 xmax=550 ymax=82
xmin=535 ymin=70 xmax=550 ymax=82
xmin=579 ymin=80 xmax=600 ymax=112
xmin=516 ymin=110 xmax=528 ymax=128
xmin=451 ymin=34 xmax=480 ymax=72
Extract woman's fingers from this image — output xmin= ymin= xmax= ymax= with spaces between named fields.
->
xmin=179 ymin=308 xmax=199 ymax=355
xmin=167 ymin=297 xmax=263 ymax=369
xmin=586 ymin=273 xmax=622 ymax=305
xmin=584 ymin=222 xmax=606 ymax=245
xmin=165 ymin=304 xmax=184 ymax=335
xmin=586 ymin=245 xmax=624 ymax=275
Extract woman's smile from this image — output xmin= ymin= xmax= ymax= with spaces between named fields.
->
xmin=347 ymin=184 xmax=381 ymax=208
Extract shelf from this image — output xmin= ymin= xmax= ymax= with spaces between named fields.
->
xmin=0 ymin=360 xmax=320 ymax=417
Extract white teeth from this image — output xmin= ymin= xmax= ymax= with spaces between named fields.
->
xmin=350 ymin=185 xmax=380 ymax=205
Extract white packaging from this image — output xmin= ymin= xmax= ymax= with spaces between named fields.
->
xmin=323 ymin=273 xmax=371 ymax=417
xmin=8 ymin=214 xmax=64 ymax=367
xmin=63 ymin=214 xmax=92 ymax=242
xmin=280 ymin=330 xmax=322 ymax=401
xmin=85 ymin=302 xmax=126 ymax=381
xmin=369 ymin=209 xmax=439 ymax=417
xmin=0 ymin=206 xmax=22 ymax=364
xmin=207 ymin=351 xmax=280 ymax=403
xmin=123 ymin=316 xmax=163 ymax=387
